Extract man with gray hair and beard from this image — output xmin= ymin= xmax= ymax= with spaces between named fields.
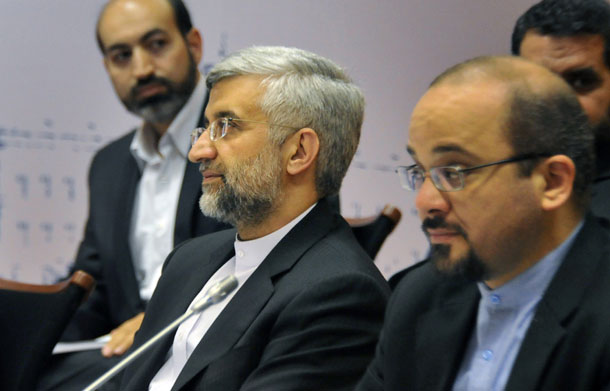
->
xmin=117 ymin=46 xmax=390 ymax=391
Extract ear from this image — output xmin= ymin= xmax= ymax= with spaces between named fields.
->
xmin=185 ymin=27 xmax=203 ymax=64
xmin=285 ymin=128 xmax=320 ymax=176
xmin=537 ymin=155 xmax=576 ymax=211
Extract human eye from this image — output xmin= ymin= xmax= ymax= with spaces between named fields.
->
xmin=564 ymin=69 xmax=602 ymax=93
xmin=437 ymin=166 xmax=461 ymax=179
xmin=433 ymin=166 xmax=463 ymax=190
xmin=107 ymin=48 xmax=132 ymax=66
xmin=147 ymin=37 xmax=168 ymax=53
xmin=225 ymin=118 xmax=242 ymax=130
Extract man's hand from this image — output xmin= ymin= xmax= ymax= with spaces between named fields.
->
xmin=101 ymin=312 xmax=145 ymax=357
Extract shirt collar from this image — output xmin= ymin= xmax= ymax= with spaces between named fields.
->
xmin=129 ymin=76 xmax=205 ymax=170
xmin=233 ymin=203 xmax=317 ymax=275
xmin=477 ymin=219 xmax=584 ymax=309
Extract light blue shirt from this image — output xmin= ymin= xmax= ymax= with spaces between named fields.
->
xmin=452 ymin=220 xmax=584 ymax=391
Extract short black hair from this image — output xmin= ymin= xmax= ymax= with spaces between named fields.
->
xmin=512 ymin=0 xmax=610 ymax=68
xmin=95 ymin=0 xmax=193 ymax=53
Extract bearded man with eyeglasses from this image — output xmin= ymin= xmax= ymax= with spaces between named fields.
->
xmin=116 ymin=46 xmax=390 ymax=391
xmin=357 ymin=56 xmax=610 ymax=391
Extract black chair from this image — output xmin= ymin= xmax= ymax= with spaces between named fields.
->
xmin=0 ymin=270 xmax=95 ymax=391
xmin=346 ymin=204 xmax=402 ymax=259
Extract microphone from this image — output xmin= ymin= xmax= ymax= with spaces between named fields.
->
xmin=83 ymin=275 xmax=238 ymax=391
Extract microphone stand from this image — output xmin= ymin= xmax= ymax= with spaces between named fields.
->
xmin=83 ymin=275 xmax=238 ymax=391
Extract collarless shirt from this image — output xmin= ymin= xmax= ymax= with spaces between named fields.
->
xmin=149 ymin=203 xmax=317 ymax=390
xmin=129 ymin=77 xmax=206 ymax=301
xmin=453 ymin=220 xmax=584 ymax=391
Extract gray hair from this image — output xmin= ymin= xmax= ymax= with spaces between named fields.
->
xmin=206 ymin=46 xmax=365 ymax=198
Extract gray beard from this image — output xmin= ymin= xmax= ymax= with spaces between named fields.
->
xmin=198 ymin=145 xmax=283 ymax=229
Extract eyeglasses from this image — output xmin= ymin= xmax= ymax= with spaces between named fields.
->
xmin=395 ymin=153 xmax=549 ymax=192
xmin=190 ymin=117 xmax=298 ymax=145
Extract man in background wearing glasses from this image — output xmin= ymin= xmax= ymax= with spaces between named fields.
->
xmin=357 ymin=56 xmax=610 ymax=390
xmin=117 ymin=46 xmax=390 ymax=390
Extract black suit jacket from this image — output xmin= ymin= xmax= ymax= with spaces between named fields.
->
xmin=120 ymin=199 xmax=390 ymax=391
xmin=358 ymin=215 xmax=610 ymax=391
xmin=62 ymin=109 xmax=229 ymax=340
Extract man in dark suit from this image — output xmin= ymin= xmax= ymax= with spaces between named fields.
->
xmin=390 ymin=0 xmax=610 ymax=293
xmin=38 ymin=0 xmax=228 ymax=389
xmin=357 ymin=56 xmax=610 ymax=390
xmin=116 ymin=45 xmax=390 ymax=390
xmin=61 ymin=0 xmax=229 ymax=348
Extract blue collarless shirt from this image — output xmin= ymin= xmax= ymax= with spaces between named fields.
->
xmin=453 ymin=220 xmax=584 ymax=391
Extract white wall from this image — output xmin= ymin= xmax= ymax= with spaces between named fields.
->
xmin=0 ymin=0 xmax=537 ymax=282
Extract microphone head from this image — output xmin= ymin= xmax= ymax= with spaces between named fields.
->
xmin=207 ymin=274 xmax=238 ymax=303
xmin=191 ymin=275 xmax=238 ymax=312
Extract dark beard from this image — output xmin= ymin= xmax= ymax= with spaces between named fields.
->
xmin=423 ymin=215 xmax=488 ymax=281
xmin=123 ymin=53 xmax=198 ymax=124
xmin=429 ymin=244 xmax=488 ymax=282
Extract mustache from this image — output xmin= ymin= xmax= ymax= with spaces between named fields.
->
xmin=421 ymin=216 xmax=467 ymax=237
xmin=131 ymin=76 xmax=172 ymax=98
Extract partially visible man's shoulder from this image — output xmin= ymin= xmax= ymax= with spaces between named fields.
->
xmin=161 ymin=228 xmax=237 ymax=271
xmin=392 ymin=259 xmax=438 ymax=291
xmin=92 ymin=129 xmax=136 ymax=160
xmin=173 ymin=228 xmax=237 ymax=255
xmin=388 ymin=258 xmax=432 ymax=290
xmin=87 ymin=130 xmax=137 ymax=177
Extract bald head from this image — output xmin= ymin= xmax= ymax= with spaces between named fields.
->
xmin=418 ymin=55 xmax=595 ymax=207
xmin=430 ymin=56 xmax=576 ymax=99
xmin=96 ymin=0 xmax=193 ymax=53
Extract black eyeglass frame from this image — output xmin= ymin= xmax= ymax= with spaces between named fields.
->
xmin=395 ymin=153 xmax=551 ymax=192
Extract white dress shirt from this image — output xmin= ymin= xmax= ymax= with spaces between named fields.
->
xmin=149 ymin=203 xmax=316 ymax=390
xmin=129 ymin=78 xmax=206 ymax=301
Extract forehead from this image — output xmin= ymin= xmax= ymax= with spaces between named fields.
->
xmin=206 ymin=75 xmax=267 ymax=120
xmin=407 ymin=82 xmax=513 ymax=161
xmin=98 ymin=0 xmax=177 ymax=46
xmin=520 ymin=31 xmax=606 ymax=73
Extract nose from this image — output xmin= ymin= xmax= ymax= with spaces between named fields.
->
xmin=414 ymin=175 xmax=450 ymax=219
xmin=131 ymin=46 xmax=154 ymax=79
xmin=188 ymin=129 xmax=218 ymax=163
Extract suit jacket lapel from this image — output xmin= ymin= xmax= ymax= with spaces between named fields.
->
xmin=174 ymin=161 xmax=202 ymax=244
xmin=415 ymin=281 xmax=479 ymax=390
xmin=113 ymin=150 xmax=142 ymax=311
xmin=171 ymin=199 xmax=338 ymax=390
xmin=505 ymin=215 xmax=605 ymax=390
xmin=128 ymin=237 xmax=236 ymax=388
xmin=173 ymin=100 xmax=210 ymax=245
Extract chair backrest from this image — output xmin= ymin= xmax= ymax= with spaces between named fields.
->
xmin=0 ymin=270 xmax=95 ymax=391
xmin=346 ymin=204 xmax=402 ymax=259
